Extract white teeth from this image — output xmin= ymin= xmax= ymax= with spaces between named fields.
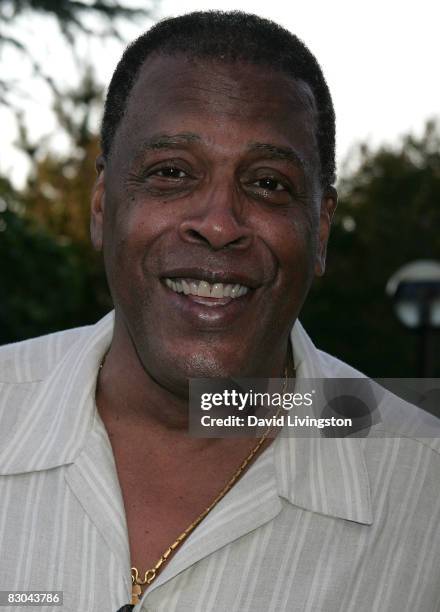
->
xmin=197 ymin=281 xmax=211 ymax=297
xmin=230 ymin=284 xmax=241 ymax=298
xmin=190 ymin=281 xmax=199 ymax=295
xmin=211 ymin=283 xmax=224 ymax=298
xmin=164 ymin=278 xmax=249 ymax=299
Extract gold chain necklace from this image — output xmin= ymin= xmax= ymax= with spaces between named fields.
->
xmin=98 ymin=356 xmax=292 ymax=607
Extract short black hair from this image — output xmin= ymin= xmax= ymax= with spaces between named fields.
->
xmin=101 ymin=11 xmax=336 ymax=186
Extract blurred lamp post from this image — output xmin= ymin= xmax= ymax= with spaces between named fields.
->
xmin=386 ymin=260 xmax=440 ymax=377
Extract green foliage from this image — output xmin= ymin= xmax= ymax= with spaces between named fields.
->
xmin=301 ymin=120 xmax=440 ymax=376
xmin=0 ymin=0 xmax=139 ymax=344
xmin=22 ymin=68 xmax=104 ymax=244
xmin=0 ymin=60 xmax=113 ymax=344
xmin=0 ymin=177 xmax=111 ymax=344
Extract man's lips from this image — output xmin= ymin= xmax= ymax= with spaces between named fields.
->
xmin=158 ymin=273 xmax=257 ymax=326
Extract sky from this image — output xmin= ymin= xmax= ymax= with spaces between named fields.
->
xmin=1 ymin=0 xmax=439 ymax=187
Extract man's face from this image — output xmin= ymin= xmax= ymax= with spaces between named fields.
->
xmin=92 ymin=54 xmax=335 ymax=394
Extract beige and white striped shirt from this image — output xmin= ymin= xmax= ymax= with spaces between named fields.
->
xmin=0 ymin=312 xmax=439 ymax=611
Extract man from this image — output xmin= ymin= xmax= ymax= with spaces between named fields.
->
xmin=0 ymin=11 xmax=439 ymax=612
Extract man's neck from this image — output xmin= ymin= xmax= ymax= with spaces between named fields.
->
xmin=96 ymin=314 xmax=292 ymax=436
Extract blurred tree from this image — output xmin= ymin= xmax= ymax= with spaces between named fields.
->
xmin=0 ymin=175 xmax=110 ymax=344
xmin=0 ymin=0 xmax=156 ymax=344
xmin=0 ymin=0 xmax=154 ymax=105
xmin=21 ymin=67 xmax=103 ymax=244
xmin=1 ymin=0 xmax=148 ymax=42
xmin=302 ymin=119 xmax=440 ymax=376
xmin=0 ymin=67 xmax=112 ymax=344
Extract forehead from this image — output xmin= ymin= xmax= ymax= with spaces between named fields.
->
xmin=111 ymin=53 xmax=319 ymax=169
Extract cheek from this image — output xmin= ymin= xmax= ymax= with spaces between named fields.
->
xmin=265 ymin=211 xmax=319 ymax=318
xmin=102 ymin=204 xmax=145 ymax=299
xmin=269 ymin=209 xmax=319 ymax=272
xmin=107 ymin=196 xmax=157 ymax=258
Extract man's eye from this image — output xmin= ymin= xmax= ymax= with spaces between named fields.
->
xmin=153 ymin=166 xmax=186 ymax=179
xmin=254 ymin=177 xmax=286 ymax=192
xmin=243 ymin=173 xmax=301 ymax=206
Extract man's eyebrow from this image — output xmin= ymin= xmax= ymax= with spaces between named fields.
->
xmin=134 ymin=135 xmax=307 ymax=171
xmin=138 ymin=132 xmax=201 ymax=152
xmin=246 ymin=142 xmax=307 ymax=171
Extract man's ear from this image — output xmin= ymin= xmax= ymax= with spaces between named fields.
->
xmin=315 ymin=186 xmax=337 ymax=277
xmin=90 ymin=155 xmax=106 ymax=251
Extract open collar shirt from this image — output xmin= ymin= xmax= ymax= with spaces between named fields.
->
xmin=0 ymin=312 xmax=439 ymax=612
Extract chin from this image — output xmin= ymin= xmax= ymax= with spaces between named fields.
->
xmin=153 ymin=344 xmax=247 ymax=384
xmin=184 ymin=352 xmax=240 ymax=379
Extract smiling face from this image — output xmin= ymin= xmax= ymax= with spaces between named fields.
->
xmin=92 ymin=53 xmax=336 ymax=394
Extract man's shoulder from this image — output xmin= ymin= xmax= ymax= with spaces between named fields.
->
xmin=316 ymin=348 xmax=366 ymax=378
xmin=314 ymin=346 xmax=440 ymax=459
xmin=0 ymin=324 xmax=94 ymax=384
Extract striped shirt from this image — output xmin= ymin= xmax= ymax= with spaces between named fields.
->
xmin=0 ymin=311 xmax=439 ymax=611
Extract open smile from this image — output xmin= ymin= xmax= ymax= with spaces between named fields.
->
xmin=165 ymin=277 xmax=249 ymax=303
xmin=160 ymin=276 xmax=256 ymax=326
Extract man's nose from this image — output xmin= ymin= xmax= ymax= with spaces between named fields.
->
xmin=178 ymin=185 xmax=253 ymax=250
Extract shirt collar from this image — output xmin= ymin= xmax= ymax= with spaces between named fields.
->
xmin=0 ymin=312 xmax=372 ymax=524
xmin=272 ymin=321 xmax=373 ymax=525
xmin=0 ymin=312 xmax=114 ymax=475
